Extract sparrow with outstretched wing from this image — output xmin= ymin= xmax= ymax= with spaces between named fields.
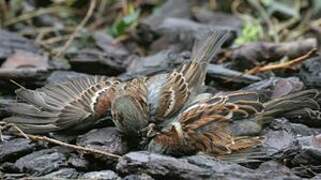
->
xmin=144 ymin=30 xmax=231 ymax=125
xmin=110 ymin=30 xmax=231 ymax=137
xmin=148 ymin=90 xmax=321 ymax=156
xmin=3 ymin=76 xmax=120 ymax=134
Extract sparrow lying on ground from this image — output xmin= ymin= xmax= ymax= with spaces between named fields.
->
xmin=148 ymin=89 xmax=321 ymax=156
xmin=3 ymin=76 xmax=120 ymax=133
xmin=111 ymin=30 xmax=231 ymax=137
xmin=2 ymin=30 xmax=229 ymax=136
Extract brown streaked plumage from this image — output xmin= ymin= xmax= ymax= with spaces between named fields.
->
xmin=147 ymin=30 xmax=231 ymax=123
xmin=148 ymin=90 xmax=321 ymax=156
xmin=111 ymin=78 xmax=149 ymax=137
xmin=3 ymin=76 xmax=120 ymax=134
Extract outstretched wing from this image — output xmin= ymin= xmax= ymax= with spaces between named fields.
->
xmin=153 ymin=30 xmax=230 ymax=122
xmin=3 ymin=76 xmax=120 ymax=134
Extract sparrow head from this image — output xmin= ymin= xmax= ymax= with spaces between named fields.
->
xmin=111 ymin=78 xmax=149 ymax=138
xmin=111 ymin=94 xmax=149 ymax=137
xmin=147 ymin=124 xmax=194 ymax=156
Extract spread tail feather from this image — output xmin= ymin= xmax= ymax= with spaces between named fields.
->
xmin=258 ymin=89 xmax=321 ymax=126
xmin=192 ymin=29 xmax=230 ymax=64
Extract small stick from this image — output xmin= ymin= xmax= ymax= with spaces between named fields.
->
xmin=1 ymin=122 xmax=120 ymax=160
xmin=247 ymin=48 xmax=317 ymax=75
xmin=10 ymin=79 xmax=26 ymax=89
xmin=55 ymin=0 xmax=97 ymax=58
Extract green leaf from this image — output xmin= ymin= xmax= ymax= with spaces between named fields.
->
xmin=108 ymin=9 xmax=140 ymax=37
xmin=235 ymin=19 xmax=263 ymax=45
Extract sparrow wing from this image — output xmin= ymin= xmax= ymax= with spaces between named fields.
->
xmin=153 ymin=30 xmax=230 ymax=121
xmin=149 ymin=92 xmax=263 ymax=155
xmin=3 ymin=76 xmax=120 ymax=134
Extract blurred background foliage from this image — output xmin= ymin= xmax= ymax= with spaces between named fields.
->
xmin=0 ymin=0 xmax=320 ymax=52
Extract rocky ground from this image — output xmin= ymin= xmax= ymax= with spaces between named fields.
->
xmin=1 ymin=0 xmax=321 ymax=179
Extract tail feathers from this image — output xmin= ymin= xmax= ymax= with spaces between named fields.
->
xmin=258 ymin=89 xmax=321 ymax=125
xmin=217 ymin=146 xmax=271 ymax=163
xmin=191 ymin=29 xmax=230 ymax=64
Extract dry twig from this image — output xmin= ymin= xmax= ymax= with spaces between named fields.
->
xmin=54 ymin=0 xmax=97 ymax=58
xmin=247 ymin=48 xmax=317 ymax=75
xmin=0 ymin=122 xmax=121 ymax=160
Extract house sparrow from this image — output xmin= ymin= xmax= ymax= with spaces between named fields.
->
xmin=146 ymin=30 xmax=230 ymax=123
xmin=110 ymin=30 xmax=230 ymax=137
xmin=3 ymin=76 xmax=120 ymax=134
xmin=111 ymin=78 xmax=149 ymax=137
xmin=148 ymin=89 xmax=321 ymax=156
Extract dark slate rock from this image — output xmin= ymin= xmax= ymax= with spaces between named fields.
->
xmin=123 ymin=173 xmax=155 ymax=180
xmin=186 ymin=154 xmax=254 ymax=173
xmin=82 ymin=170 xmax=120 ymax=180
xmin=269 ymin=118 xmax=321 ymax=136
xmin=125 ymin=50 xmax=174 ymax=78
xmin=193 ymin=9 xmax=242 ymax=34
xmin=152 ymin=18 xmax=233 ymax=52
xmin=77 ymin=127 xmax=128 ymax=155
xmin=207 ymin=64 xmax=261 ymax=84
xmin=94 ymin=31 xmax=129 ymax=58
xmin=117 ymin=151 xmax=211 ymax=179
xmin=40 ymin=168 xmax=79 ymax=179
xmin=256 ymin=161 xmax=301 ymax=179
xmin=46 ymin=70 xmax=90 ymax=84
xmin=0 ymin=30 xmax=40 ymax=60
xmin=263 ymin=130 xmax=297 ymax=156
xmin=0 ymin=173 xmax=27 ymax=180
xmin=300 ymin=56 xmax=321 ymax=88
xmin=243 ymin=77 xmax=304 ymax=99
xmin=14 ymin=149 xmax=67 ymax=176
xmin=67 ymin=153 xmax=90 ymax=171
xmin=0 ymin=138 xmax=38 ymax=163
xmin=186 ymin=154 xmax=302 ymax=179
xmin=312 ymin=174 xmax=321 ymax=179
xmin=67 ymin=48 xmax=128 ymax=75
xmin=138 ymin=0 xmax=191 ymax=43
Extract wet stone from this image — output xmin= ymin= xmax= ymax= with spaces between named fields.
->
xmin=193 ymin=9 xmax=242 ymax=34
xmin=255 ymin=161 xmax=301 ymax=179
xmin=67 ymin=153 xmax=90 ymax=171
xmin=0 ymin=138 xmax=38 ymax=163
xmin=46 ymin=70 xmax=91 ymax=84
xmin=40 ymin=168 xmax=79 ymax=179
xmin=77 ymin=127 xmax=129 ymax=155
xmin=0 ymin=30 xmax=40 ymax=59
xmin=138 ymin=0 xmax=191 ymax=43
xmin=0 ymin=173 xmax=27 ymax=180
xmin=153 ymin=18 xmax=230 ymax=52
xmin=14 ymin=148 xmax=67 ymax=176
xmin=300 ymin=56 xmax=321 ymax=88
xmin=243 ymin=77 xmax=304 ymax=99
xmin=269 ymin=119 xmax=321 ymax=136
xmin=126 ymin=50 xmax=174 ymax=76
xmin=123 ymin=173 xmax=155 ymax=180
xmin=262 ymin=129 xmax=297 ymax=156
xmin=81 ymin=170 xmax=120 ymax=180
xmin=116 ymin=151 xmax=211 ymax=179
